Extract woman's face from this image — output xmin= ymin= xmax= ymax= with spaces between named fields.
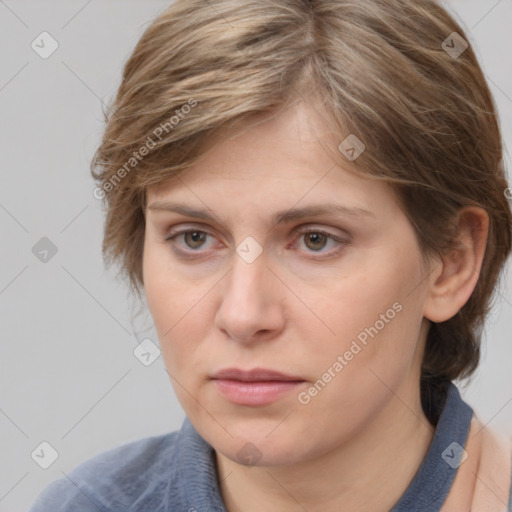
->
xmin=143 ymin=99 xmax=434 ymax=467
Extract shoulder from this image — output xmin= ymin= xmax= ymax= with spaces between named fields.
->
xmin=509 ymin=442 xmax=512 ymax=511
xmin=465 ymin=418 xmax=512 ymax=510
xmin=29 ymin=430 xmax=181 ymax=512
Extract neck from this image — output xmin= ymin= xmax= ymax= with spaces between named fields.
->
xmin=215 ymin=379 xmax=435 ymax=512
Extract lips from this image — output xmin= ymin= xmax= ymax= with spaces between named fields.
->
xmin=210 ymin=368 xmax=306 ymax=406
xmin=211 ymin=367 xmax=304 ymax=382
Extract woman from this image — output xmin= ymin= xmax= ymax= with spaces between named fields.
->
xmin=30 ymin=0 xmax=512 ymax=510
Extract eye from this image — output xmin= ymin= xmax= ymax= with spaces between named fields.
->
xmin=293 ymin=229 xmax=347 ymax=256
xmin=164 ymin=226 xmax=348 ymax=258
xmin=165 ymin=228 xmax=216 ymax=253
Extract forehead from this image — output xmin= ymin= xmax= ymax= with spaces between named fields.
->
xmin=145 ymin=99 xmax=397 ymax=219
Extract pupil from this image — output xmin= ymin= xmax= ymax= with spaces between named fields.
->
xmin=307 ymin=233 xmax=325 ymax=250
xmin=187 ymin=231 xmax=205 ymax=247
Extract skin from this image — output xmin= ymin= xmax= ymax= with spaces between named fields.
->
xmin=142 ymin=97 xmax=489 ymax=511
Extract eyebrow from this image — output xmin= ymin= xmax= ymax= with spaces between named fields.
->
xmin=147 ymin=201 xmax=375 ymax=226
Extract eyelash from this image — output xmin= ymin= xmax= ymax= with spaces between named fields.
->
xmin=164 ymin=226 xmax=349 ymax=259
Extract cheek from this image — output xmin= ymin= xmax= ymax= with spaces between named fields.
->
xmin=143 ymin=244 xmax=173 ymax=329
xmin=313 ymin=245 xmax=425 ymax=374
xmin=143 ymin=241 xmax=212 ymax=375
xmin=143 ymin=236 xmax=191 ymax=323
xmin=324 ymin=255 xmax=410 ymax=329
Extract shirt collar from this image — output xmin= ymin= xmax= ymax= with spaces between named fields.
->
xmin=391 ymin=381 xmax=473 ymax=511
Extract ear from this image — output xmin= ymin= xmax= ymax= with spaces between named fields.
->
xmin=423 ymin=206 xmax=489 ymax=323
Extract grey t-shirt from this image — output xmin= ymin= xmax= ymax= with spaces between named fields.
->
xmin=29 ymin=383 xmax=512 ymax=512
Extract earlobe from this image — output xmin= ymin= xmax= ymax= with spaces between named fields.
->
xmin=423 ymin=206 xmax=489 ymax=323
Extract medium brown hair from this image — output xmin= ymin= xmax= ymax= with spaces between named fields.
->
xmin=91 ymin=0 xmax=511 ymax=405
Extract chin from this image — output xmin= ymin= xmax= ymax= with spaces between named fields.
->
xmin=204 ymin=419 xmax=315 ymax=467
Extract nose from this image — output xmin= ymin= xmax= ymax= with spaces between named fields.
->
xmin=214 ymin=249 xmax=285 ymax=344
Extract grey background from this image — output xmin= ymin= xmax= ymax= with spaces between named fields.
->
xmin=0 ymin=1 xmax=511 ymax=510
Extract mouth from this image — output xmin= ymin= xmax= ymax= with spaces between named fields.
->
xmin=210 ymin=367 xmax=306 ymax=406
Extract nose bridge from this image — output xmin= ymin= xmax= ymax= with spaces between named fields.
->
xmin=224 ymin=247 xmax=267 ymax=310
xmin=215 ymin=244 xmax=283 ymax=342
